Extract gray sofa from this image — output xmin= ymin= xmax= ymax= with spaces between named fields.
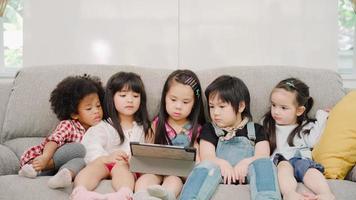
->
xmin=0 ymin=65 xmax=355 ymax=200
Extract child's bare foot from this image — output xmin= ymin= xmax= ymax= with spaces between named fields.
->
xmin=70 ymin=186 xmax=107 ymax=200
xmin=18 ymin=164 xmax=37 ymax=178
xmin=105 ymin=187 xmax=133 ymax=200
xmin=317 ymin=193 xmax=335 ymax=200
xmin=302 ymin=192 xmax=318 ymax=200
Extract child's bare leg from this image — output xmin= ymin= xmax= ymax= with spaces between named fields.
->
xmin=134 ymin=174 xmax=163 ymax=200
xmin=135 ymin=174 xmax=163 ymax=191
xmin=104 ymin=161 xmax=137 ymax=200
xmin=74 ymin=160 xmax=109 ymax=190
xmin=162 ymin=176 xmax=183 ymax=198
xmin=147 ymin=176 xmax=182 ymax=200
xmin=303 ymin=168 xmax=335 ymax=200
xmin=111 ymin=161 xmax=135 ymax=191
xmin=277 ymin=161 xmax=310 ymax=200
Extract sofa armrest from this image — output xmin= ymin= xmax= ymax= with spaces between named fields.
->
xmin=0 ymin=144 xmax=20 ymax=175
xmin=0 ymin=79 xmax=14 ymax=143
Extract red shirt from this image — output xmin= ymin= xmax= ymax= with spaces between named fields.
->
xmin=20 ymin=120 xmax=86 ymax=166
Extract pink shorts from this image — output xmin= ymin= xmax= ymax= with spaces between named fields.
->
xmin=105 ymin=162 xmax=141 ymax=179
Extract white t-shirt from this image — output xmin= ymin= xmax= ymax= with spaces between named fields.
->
xmin=81 ymin=120 xmax=145 ymax=164
xmin=271 ymin=110 xmax=329 ymax=160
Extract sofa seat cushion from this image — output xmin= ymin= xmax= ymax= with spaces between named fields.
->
xmin=0 ymin=175 xmax=355 ymax=200
xmin=312 ymin=91 xmax=356 ymax=179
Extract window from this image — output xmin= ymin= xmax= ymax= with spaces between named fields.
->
xmin=0 ymin=0 xmax=23 ymax=77
xmin=338 ymin=0 xmax=356 ymax=74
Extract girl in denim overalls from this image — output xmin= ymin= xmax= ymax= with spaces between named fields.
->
xmin=134 ymin=69 xmax=206 ymax=200
xmin=180 ymin=75 xmax=281 ymax=200
xmin=263 ymin=78 xmax=335 ymax=200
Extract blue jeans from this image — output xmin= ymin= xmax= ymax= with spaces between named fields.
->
xmin=249 ymin=158 xmax=281 ymax=200
xmin=180 ymin=159 xmax=281 ymax=200
xmin=180 ymin=136 xmax=281 ymax=200
xmin=289 ymin=157 xmax=324 ymax=182
xmin=180 ymin=161 xmax=221 ymax=200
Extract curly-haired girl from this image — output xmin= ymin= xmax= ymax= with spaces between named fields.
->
xmin=18 ymin=74 xmax=105 ymax=189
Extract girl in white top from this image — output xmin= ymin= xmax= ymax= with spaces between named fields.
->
xmin=263 ymin=78 xmax=334 ymax=200
xmin=70 ymin=72 xmax=152 ymax=200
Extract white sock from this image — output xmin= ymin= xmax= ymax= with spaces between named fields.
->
xmin=133 ymin=190 xmax=161 ymax=200
xmin=48 ymin=168 xmax=72 ymax=189
xmin=147 ymin=185 xmax=176 ymax=200
xmin=18 ymin=164 xmax=37 ymax=178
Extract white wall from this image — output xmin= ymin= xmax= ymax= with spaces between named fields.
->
xmin=0 ymin=18 xmax=4 ymax=68
xmin=24 ymin=0 xmax=338 ymax=70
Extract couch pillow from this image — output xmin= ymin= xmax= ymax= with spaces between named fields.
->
xmin=312 ymin=91 xmax=356 ymax=179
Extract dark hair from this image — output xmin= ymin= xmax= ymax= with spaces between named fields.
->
xmin=205 ymin=75 xmax=252 ymax=120
xmin=50 ymin=74 xmax=105 ymax=121
xmin=263 ymin=78 xmax=315 ymax=153
xmin=104 ymin=71 xmax=152 ymax=144
xmin=154 ymin=69 xmax=205 ymax=147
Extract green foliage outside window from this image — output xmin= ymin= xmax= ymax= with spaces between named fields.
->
xmin=339 ymin=0 xmax=356 ymax=51
xmin=3 ymin=0 xmax=23 ymax=68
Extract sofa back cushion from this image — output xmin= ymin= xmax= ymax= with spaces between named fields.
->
xmin=1 ymin=65 xmax=171 ymax=142
xmin=196 ymin=66 xmax=346 ymax=122
xmin=1 ymin=65 xmax=345 ymax=142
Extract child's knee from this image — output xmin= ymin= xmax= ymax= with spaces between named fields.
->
xmin=164 ymin=175 xmax=183 ymax=185
xmin=277 ymin=160 xmax=292 ymax=170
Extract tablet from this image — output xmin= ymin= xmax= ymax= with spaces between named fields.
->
xmin=129 ymin=142 xmax=196 ymax=177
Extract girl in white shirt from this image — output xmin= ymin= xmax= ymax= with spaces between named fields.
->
xmin=70 ymin=72 xmax=152 ymax=200
xmin=263 ymin=78 xmax=334 ymax=200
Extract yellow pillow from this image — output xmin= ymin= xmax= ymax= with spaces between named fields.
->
xmin=312 ymin=91 xmax=356 ymax=179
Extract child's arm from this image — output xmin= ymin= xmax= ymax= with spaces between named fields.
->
xmin=31 ymin=141 xmax=57 ymax=171
xmin=145 ymin=122 xmax=156 ymax=144
xmin=99 ymin=150 xmax=129 ymax=164
xmin=200 ymin=140 xmax=236 ymax=184
xmin=234 ymin=140 xmax=270 ymax=184
xmin=305 ymin=109 xmax=329 ymax=147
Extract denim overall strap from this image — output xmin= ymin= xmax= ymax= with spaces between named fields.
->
xmin=246 ymin=122 xmax=256 ymax=144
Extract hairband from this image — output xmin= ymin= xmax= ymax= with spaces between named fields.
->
xmin=285 ymin=81 xmax=296 ymax=89
xmin=184 ymin=76 xmax=200 ymax=98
